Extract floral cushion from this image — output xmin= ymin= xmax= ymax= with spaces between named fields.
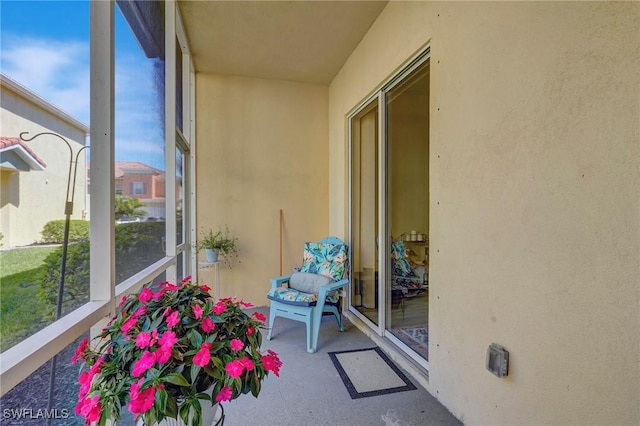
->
xmin=267 ymin=286 xmax=339 ymax=307
xmin=391 ymin=241 xmax=416 ymax=277
xmin=392 ymin=276 xmax=423 ymax=292
xmin=299 ymin=242 xmax=348 ymax=281
xmin=391 ymin=241 xmax=407 ymax=260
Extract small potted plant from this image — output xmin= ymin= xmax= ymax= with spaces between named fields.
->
xmin=197 ymin=227 xmax=238 ymax=266
xmin=72 ymin=277 xmax=281 ymax=426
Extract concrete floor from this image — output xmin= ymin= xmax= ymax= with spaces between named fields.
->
xmin=223 ymin=307 xmax=461 ymax=426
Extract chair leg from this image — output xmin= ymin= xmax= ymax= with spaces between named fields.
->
xmin=306 ymin=316 xmax=315 ymax=353
xmin=267 ymin=306 xmax=277 ymax=341
xmin=335 ymin=312 xmax=344 ymax=332
xmin=309 ymin=306 xmax=326 ymax=353
xmin=325 ymin=305 xmax=344 ymax=332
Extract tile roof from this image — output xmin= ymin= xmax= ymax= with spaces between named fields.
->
xmin=0 ymin=136 xmax=47 ymax=169
xmin=114 ymin=161 xmax=163 ymax=178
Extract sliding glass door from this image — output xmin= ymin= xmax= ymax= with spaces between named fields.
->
xmin=350 ymin=99 xmax=379 ymax=325
xmin=386 ymin=60 xmax=430 ymax=362
xmin=349 ymin=51 xmax=430 ymax=365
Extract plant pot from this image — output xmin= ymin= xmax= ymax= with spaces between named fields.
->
xmin=205 ymin=248 xmax=219 ymax=263
xmin=136 ymin=402 xmax=224 ymax=426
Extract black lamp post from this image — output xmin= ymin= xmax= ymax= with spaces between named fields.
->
xmin=19 ymin=131 xmax=88 ymax=423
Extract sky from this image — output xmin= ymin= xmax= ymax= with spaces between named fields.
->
xmin=0 ymin=0 xmax=166 ymax=170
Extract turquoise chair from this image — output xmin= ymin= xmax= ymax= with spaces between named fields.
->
xmin=266 ymin=237 xmax=349 ymax=353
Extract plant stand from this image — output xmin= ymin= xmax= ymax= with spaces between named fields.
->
xmin=198 ymin=260 xmax=221 ymax=299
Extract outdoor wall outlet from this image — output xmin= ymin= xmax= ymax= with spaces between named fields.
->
xmin=486 ymin=343 xmax=509 ymax=378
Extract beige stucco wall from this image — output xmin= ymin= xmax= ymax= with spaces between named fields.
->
xmin=195 ymin=74 xmax=329 ymax=304
xmin=1 ymin=88 xmax=88 ymax=247
xmin=329 ymin=2 xmax=639 ymax=425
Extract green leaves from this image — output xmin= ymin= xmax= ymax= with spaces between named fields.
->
xmin=250 ymin=374 xmax=262 ymax=397
xmin=188 ymin=329 xmax=204 ymax=347
xmin=162 ymin=373 xmax=190 ymax=387
xmin=190 ymin=364 xmax=201 ymax=382
xmin=156 ymin=387 xmax=168 ymax=413
xmin=114 ymin=194 xmax=146 ymax=220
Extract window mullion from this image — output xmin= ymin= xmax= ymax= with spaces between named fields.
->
xmin=164 ymin=0 xmax=178 ymax=283
xmin=89 ymin=0 xmax=115 ymax=309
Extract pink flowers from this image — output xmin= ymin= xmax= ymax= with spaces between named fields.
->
xmin=155 ymin=330 xmax=178 ymax=364
xmin=193 ymin=304 xmax=203 ymax=319
xmin=72 ymin=337 xmax=89 ymax=364
xmin=252 ymin=311 xmax=266 ymax=324
xmin=193 ymin=342 xmax=212 ymax=366
xmin=75 ymin=395 xmax=101 ymax=424
xmin=239 ymin=356 xmax=255 ymax=371
xmin=128 ymin=379 xmax=156 ymax=415
xmin=225 ymin=360 xmax=245 ymax=378
xmin=163 ymin=282 xmax=180 ymax=292
xmin=133 ymin=306 xmax=147 ymax=318
xmin=230 ymin=339 xmax=244 ymax=351
xmin=132 ymin=350 xmax=156 ymax=377
xmin=201 ymin=317 xmax=216 ymax=333
xmin=138 ymin=287 xmax=154 ymax=303
xmin=156 ymin=345 xmax=172 ymax=364
xmin=261 ymin=350 xmax=283 ymax=377
xmin=121 ymin=316 xmax=138 ymax=334
xmin=213 ymin=302 xmax=226 ymax=315
xmin=166 ymin=310 xmax=180 ymax=328
xmin=135 ymin=331 xmax=156 ymax=349
xmin=76 ymin=356 xmax=105 ymax=423
xmin=78 ymin=371 xmax=93 ymax=399
xmin=159 ymin=330 xmax=178 ymax=348
xmin=215 ymin=386 xmax=232 ymax=403
xmin=74 ymin=279 xmax=281 ymax=425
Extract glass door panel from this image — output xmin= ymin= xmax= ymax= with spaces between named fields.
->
xmin=350 ymin=99 xmax=379 ymax=325
xmin=114 ymin=2 xmax=166 ymax=285
xmin=385 ymin=60 xmax=430 ymax=360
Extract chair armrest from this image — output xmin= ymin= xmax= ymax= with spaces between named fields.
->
xmin=318 ymin=278 xmax=349 ymax=299
xmin=270 ymin=274 xmax=292 ymax=289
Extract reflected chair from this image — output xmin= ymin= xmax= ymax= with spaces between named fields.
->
xmin=266 ymin=237 xmax=349 ymax=353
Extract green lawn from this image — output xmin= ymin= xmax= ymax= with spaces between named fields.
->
xmin=0 ymin=246 xmax=57 ymax=352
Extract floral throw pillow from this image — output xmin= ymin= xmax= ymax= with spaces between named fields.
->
xmin=391 ymin=240 xmax=416 ymax=277
xmin=391 ymin=241 xmax=407 ymax=260
xmin=299 ymin=242 xmax=348 ymax=281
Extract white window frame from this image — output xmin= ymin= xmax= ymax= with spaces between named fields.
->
xmin=0 ymin=0 xmax=196 ymax=396
xmin=173 ymin=4 xmax=196 ymax=281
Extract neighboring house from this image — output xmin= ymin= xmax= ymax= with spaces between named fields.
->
xmin=115 ymin=161 xmax=166 ymax=219
xmin=0 ymin=74 xmax=89 ymax=247
xmin=89 ymin=161 xmax=171 ymax=220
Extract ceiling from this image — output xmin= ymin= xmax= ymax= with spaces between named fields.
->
xmin=178 ymin=1 xmax=388 ymax=85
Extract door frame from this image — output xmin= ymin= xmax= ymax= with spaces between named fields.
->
xmin=347 ymin=45 xmax=431 ymax=369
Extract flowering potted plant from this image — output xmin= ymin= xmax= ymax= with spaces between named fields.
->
xmin=73 ymin=277 xmax=281 ymax=426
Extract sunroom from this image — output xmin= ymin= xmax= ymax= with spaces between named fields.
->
xmin=0 ymin=1 xmax=638 ymax=425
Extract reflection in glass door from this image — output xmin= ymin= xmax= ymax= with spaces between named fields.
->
xmin=386 ymin=60 xmax=430 ymax=361
xmin=350 ymin=99 xmax=379 ymax=325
